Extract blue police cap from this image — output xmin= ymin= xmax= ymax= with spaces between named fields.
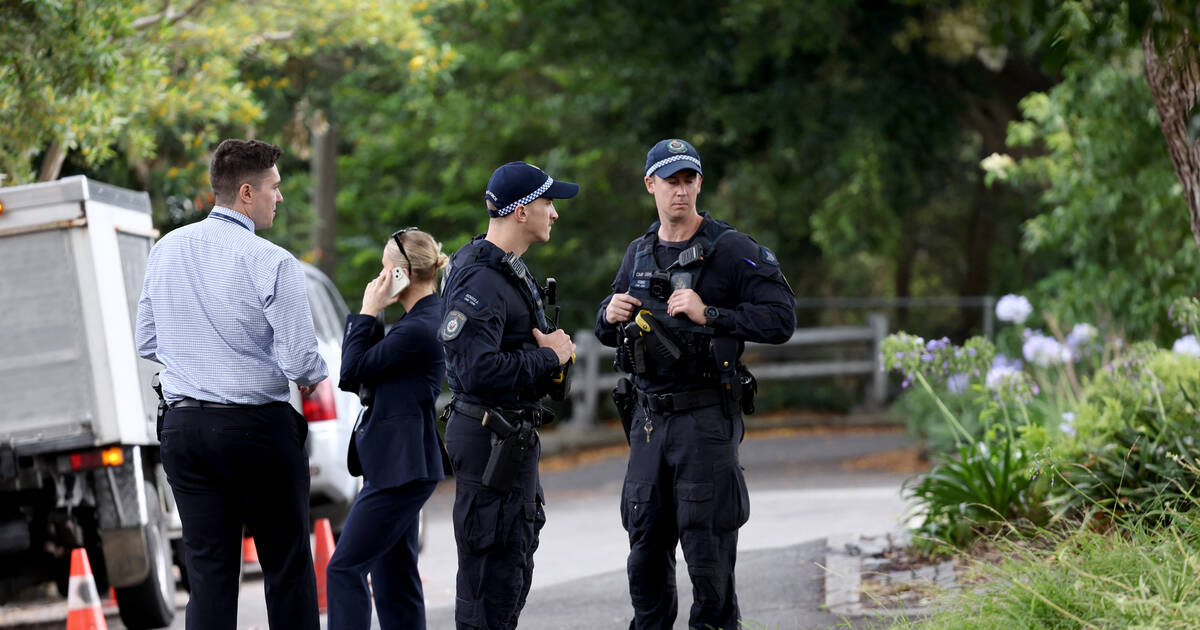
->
xmin=644 ymin=139 xmax=703 ymax=179
xmin=485 ymin=161 xmax=579 ymax=218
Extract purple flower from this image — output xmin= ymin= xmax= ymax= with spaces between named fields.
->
xmin=1066 ymin=323 xmax=1097 ymax=350
xmin=1173 ymin=335 xmax=1200 ymax=357
xmin=992 ymin=354 xmax=1023 ymax=371
xmin=996 ymin=294 xmax=1033 ymax=324
xmin=1022 ymin=331 xmax=1071 ymax=366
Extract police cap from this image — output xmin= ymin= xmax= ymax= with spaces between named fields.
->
xmin=485 ymin=161 xmax=579 ymax=218
xmin=645 ymin=139 xmax=703 ymax=179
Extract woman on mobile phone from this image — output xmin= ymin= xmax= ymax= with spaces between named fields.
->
xmin=327 ymin=228 xmax=449 ymax=630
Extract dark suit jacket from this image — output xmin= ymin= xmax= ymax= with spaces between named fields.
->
xmin=338 ymin=293 xmax=446 ymax=488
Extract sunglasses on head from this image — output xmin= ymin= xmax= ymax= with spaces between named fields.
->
xmin=391 ymin=227 xmax=418 ymax=274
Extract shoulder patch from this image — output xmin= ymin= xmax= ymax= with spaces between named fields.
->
xmin=440 ymin=310 xmax=467 ymax=341
xmin=759 ymin=246 xmax=779 ymax=266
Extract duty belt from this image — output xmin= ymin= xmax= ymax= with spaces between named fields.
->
xmin=451 ymin=399 xmax=549 ymax=427
xmin=636 ymin=388 xmax=723 ymax=414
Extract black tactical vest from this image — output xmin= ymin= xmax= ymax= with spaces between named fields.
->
xmin=621 ymin=218 xmax=738 ymax=380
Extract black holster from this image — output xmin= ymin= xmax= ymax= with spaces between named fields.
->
xmin=738 ymin=364 xmax=758 ymax=415
xmin=612 ymin=377 xmax=636 ymax=444
xmin=712 ymin=337 xmax=743 ymax=418
xmin=478 ymin=409 xmax=530 ymax=493
xmin=151 ymin=373 xmax=167 ymax=441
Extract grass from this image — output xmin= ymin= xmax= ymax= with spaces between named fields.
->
xmin=885 ymin=510 xmax=1200 ymax=629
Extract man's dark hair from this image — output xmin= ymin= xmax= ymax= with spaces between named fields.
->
xmin=209 ymin=139 xmax=282 ymax=205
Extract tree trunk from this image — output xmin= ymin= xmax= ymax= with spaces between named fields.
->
xmin=1142 ymin=32 xmax=1200 ymax=255
xmin=311 ymin=114 xmax=338 ymax=277
xmin=960 ymin=177 xmax=995 ymax=337
xmin=894 ymin=212 xmax=917 ymax=331
xmin=38 ymin=141 xmax=67 ymax=182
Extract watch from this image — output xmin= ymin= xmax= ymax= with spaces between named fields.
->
xmin=704 ymin=305 xmax=720 ymax=327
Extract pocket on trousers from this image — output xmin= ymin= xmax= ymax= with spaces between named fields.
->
xmin=462 ymin=491 xmax=502 ymax=553
xmin=676 ymin=481 xmax=715 ymax=532
xmin=524 ymin=490 xmax=546 ymax=532
xmin=714 ymin=466 xmax=751 ymax=531
xmin=621 ymin=480 xmax=656 ymax=533
xmin=455 ymin=596 xmax=483 ymax=628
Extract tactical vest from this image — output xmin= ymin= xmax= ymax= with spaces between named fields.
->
xmin=443 ymin=239 xmax=551 ymax=402
xmin=620 ymin=218 xmax=738 ymax=381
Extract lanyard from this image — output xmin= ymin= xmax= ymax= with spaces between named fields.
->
xmin=210 ymin=211 xmax=252 ymax=231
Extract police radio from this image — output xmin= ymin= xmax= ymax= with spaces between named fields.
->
xmin=544 ymin=278 xmax=573 ymax=402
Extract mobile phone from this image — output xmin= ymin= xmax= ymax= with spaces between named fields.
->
xmin=390 ymin=267 xmax=410 ymax=297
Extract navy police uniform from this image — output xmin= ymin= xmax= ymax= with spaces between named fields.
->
xmin=327 ymin=293 xmax=446 ymax=630
xmin=596 ymin=140 xmax=796 ymax=630
xmin=440 ymin=162 xmax=578 ymax=630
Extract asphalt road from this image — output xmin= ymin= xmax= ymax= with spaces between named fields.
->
xmin=4 ymin=425 xmax=918 ymax=630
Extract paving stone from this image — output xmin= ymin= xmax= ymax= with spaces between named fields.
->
xmin=912 ymin=565 xmax=938 ymax=582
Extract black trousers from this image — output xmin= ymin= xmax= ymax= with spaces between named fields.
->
xmin=160 ymin=403 xmax=318 ymax=630
xmin=326 ymin=479 xmax=437 ymax=630
xmin=621 ymin=402 xmax=749 ymax=630
xmin=444 ymin=412 xmax=546 ymax=630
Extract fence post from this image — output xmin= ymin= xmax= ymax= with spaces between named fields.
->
xmin=868 ymin=312 xmax=888 ymax=409
xmin=569 ymin=330 xmax=600 ymax=428
xmin=981 ymin=295 xmax=996 ymax=340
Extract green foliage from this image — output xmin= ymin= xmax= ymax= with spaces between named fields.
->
xmin=306 ymin=0 xmax=1051 ymax=322
xmin=886 ymin=309 xmax=1200 ymax=550
xmin=6 ymin=0 xmax=1059 ymax=336
xmin=904 ymin=438 xmax=1041 ymax=549
xmin=990 ymin=8 xmax=1200 ymax=344
xmin=1050 ymin=349 xmax=1200 ymax=518
xmin=891 ymin=384 xmax=981 ymax=454
xmin=1169 ymin=296 xmax=1200 ymax=339
xmin=893 ymin=513 xmax=1200 ymax=629
xmin=0 ymin=0 xmax=167 ymax=182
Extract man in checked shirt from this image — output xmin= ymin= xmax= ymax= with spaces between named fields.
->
xmin=136 ymin=139 xmax=329 ymax=630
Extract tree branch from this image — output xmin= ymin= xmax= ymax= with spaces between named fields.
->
xmin=132 ymin=0 xmax=211 ymax=30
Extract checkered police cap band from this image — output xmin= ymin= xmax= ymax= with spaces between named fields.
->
xmin=645 ymin=154 xmax=702 ymax=178
xmin=494 ymin=176 xmax=555 ymax=217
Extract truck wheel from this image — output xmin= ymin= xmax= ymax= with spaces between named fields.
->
xmin=115 ymin=485 xmax=175 ymax=629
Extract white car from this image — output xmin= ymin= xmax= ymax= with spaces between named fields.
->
xmin=293 ymin=262 xmax=363 ymax=534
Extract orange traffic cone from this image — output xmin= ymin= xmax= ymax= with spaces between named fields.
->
xmin=313 ymin=518 xmax=335 ymax=613
xmin=66 ymin=548 xmax=108 ymax=630
xmin=242 ymin=536 xmax=259 ymax=564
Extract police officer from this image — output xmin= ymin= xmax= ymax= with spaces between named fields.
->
xmin=440 ymin=161 xmax=578 ymax=630
xmin=596 ymin=139 xmax=796 ymax=629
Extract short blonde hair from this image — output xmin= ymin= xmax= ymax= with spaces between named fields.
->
xmin=384 ymin=229 xmax=449 ymax=283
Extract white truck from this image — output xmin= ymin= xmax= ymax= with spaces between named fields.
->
xmin=0 ymin=176 xmax=177 ymax=628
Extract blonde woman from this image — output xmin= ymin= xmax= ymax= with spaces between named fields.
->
xmin=327 ymin=228 xmax=449 ymax=630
